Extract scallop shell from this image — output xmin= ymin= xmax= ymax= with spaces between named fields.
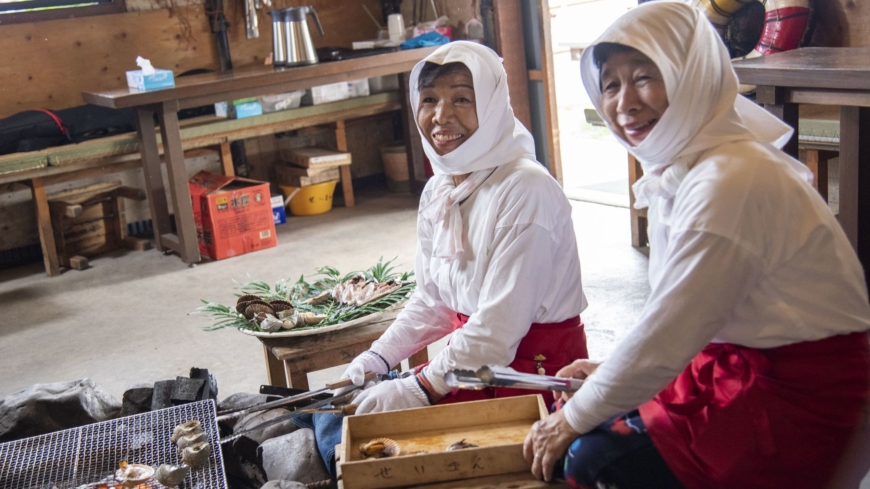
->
xmin=359 ymin=437 xmax=401 ymax=459
xmin=299 ymin=312 xmax=327 ymax=325
xmin=170 ymin=420 xmax=202 ymax=443
xmin=181 ymin=441 xmax=211 ymax=468
xmin=236 ymin=294 xmax=262 ymax=313
xmin=259 ymin=315 xmax=284 ymax=332
xmin=244 ymin=300 xmax=274 ymax=319
xmin=269 ymin=300 xmax=294 ymax=313
xmin=176 ymin=432 xmax=207 ymax=451
xmin=116 ymin=462 xmax=155 ymax=488
xmin=156 ymin=464 xmax=190 ymax=487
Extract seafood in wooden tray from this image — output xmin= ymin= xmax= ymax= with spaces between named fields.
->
xmin=359 ymin=438 xmax=401 ymax=459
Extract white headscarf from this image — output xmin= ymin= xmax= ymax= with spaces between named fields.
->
xmin=411 ymin=41 xmax=537 ymax=259
xmin=579 ymin=1 xmax=808 ymax=209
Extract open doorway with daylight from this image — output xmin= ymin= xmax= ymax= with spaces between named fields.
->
xmin=548 ymin=0 xmax=636 ymax=208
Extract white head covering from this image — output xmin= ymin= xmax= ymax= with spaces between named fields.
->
xmin=411 ymin=41 xmax=537 ymax=259
xmin=579 ymin=1 xmax=808 ymax=209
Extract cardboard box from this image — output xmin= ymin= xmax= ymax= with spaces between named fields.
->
xmin=302 ymin=82 xmax=350 ymax=105
xmin=259 ymin=91 xmax=305 ymax=113
xmin=280 ymin=147 xmax=352 ymax=169
xmin=188 ymin=171 xmax=277 ymax=260
xmin=275 ymin=163 xmax=341 ymax=187
xmin=125 ymin=69 xmax=175 ymax=91
xmin=271 ymin=195 xmax=287 ymax=225
xmin=338 ymin=395 xmax=547 ymax=489
xmin=214 ymin=98 xmax=264 ymax=119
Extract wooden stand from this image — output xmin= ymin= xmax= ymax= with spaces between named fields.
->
xmin=47 ymin=181 xmax=151 ymax=272
xmin=258 ymin=310 xmax=429 ymax=391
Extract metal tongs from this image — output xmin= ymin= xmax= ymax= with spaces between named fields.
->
xmin=218 ymin=372 xmax=383 ymax=444
xmin=444 ymin=366 xmax=584 ymax=393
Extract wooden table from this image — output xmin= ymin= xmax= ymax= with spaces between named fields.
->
xmin=259 ymin=310 xmax=429 ymax=391
xmin=82 ymin=48 xmax=436 ymax=265
xmin=733 ymin=47 xmax=870 ymax=287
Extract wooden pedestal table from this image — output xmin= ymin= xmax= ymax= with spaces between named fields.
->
xmin=258 ymin=310 xmax=430 ymax=391
xmin=733 ymin=47 xmax=870 ymax=288
xmin=83 ymin=47 xmax=437 ymax=265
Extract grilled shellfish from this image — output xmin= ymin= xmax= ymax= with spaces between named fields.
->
xmin=156 ymin=463 xmax=190 ymax=487
xmin=116 ymin=461 xmax=155 ymax=487
xmin=171 ymin=420 xmax=203 ymax=443
xmin=181 ymin=441 xmax=211 ymax=468
xmin=359 ymin=438 xmax=401 ymax=459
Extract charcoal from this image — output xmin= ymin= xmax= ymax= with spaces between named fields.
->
xmin=119 ymin=387 xmax=153 ymax=417
xmin=189 ymin=367 xmax=218 ymax=401
xmin=151 ymin=380 xmax=176 ymax=411
xmin=171 ymin=377 xmax=205 ymax=405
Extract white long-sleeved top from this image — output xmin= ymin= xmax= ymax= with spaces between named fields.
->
xmin=371 ymin=158 xmax=588 ymax=395
xmin=564 ymin=141 xmax=870 ymax=435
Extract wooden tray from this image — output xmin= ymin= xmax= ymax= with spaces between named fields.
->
xmin=337 ymin=395 xmax=548 ymax=489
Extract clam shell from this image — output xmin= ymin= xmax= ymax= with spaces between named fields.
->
xmin=260 ymin=316 xmax=284 ymax=332
xmin=280 ymin=310 xmax=301 ymax=329
xmin=116 ymin=462 xmax=155 ymax=487
xmin=181 ymin=441 xmax=211 ymax=468
xmin=156 ymin=464 xmax=190 ymax=487
xmin=269 ymin=300 xmax=294 ymax=313
xmin=171 ymin=420 xmax=202 ymax=443
xmin=302 ymin=290 xmax=331 ymax=305
xmin=359 ymin=437 xmax=401 ymax=459
xmin=299 ymin=312 xmax=327 ymax=325
xmin=244 ymin=300 xmax=274 ymax=319
xmin=176 ymin=432 xmax=207 ymax=450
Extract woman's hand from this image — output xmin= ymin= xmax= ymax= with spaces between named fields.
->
xmin=523 ymin=409 xmax=580 ymax=482
xmin=553 ymin=359 xmax=600 ymax=402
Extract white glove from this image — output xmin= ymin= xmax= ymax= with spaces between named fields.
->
xmin=335 ymin=351 xmax=391 ymax=396
xmin=354 ymin=375 xmax=431 ymax=414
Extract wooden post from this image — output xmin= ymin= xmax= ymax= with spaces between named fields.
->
xmin=757 ymin=86 xmax=799 ymax=158
xmin=399 ymin=72 xmax=427 ymax=194
xmin=31 ymin=177 xmax=61 ymax=276
xmin=135 ymin=107 xmax=170 ymax=253
xmin=537 ymin=0 xmax=563 ymax=184
xmin=493 ymin=0 xmax=532 ymax=131
xmin=219 ymin=141 xmax=235 ymax=177
xmin=157 ymin=100 xmax=200 ymax=264
xmin=263 ymin=343 xmax=289 ymax=388
xmin=334 ymin=120 xmax=355 ymax=207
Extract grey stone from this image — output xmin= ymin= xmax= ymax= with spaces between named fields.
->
xmin=258 ymin=429 xmax=329 ymax=483
xmin=261 ymin=481 xmax=308 ymax=489
xmin=0 ymin=378 xmax=120 ymax=442
xmin=119 ymin=387 xmax=153 ymax=417
xmin=234 ymin=408 xmax=298 ymax=444
xmin=218 ymin=392 xmax=269 ymax=413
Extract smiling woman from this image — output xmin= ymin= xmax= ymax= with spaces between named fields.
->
xmin=416 ymin=62 xmax=480 ymax=156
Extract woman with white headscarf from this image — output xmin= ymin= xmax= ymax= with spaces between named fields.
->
xmin=523 ymin=2 xmax=870 ymax=489
xmin=343 ymin=41 xmax=588 ymax=412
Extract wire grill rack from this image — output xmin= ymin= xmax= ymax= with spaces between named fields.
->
xmin=0 ymin=400 xmax=227 ymax=489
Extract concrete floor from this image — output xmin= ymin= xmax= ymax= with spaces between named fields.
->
xmin=0 ymin=190 xmax=647 ymax=400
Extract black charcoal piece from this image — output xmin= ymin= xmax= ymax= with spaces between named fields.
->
xmin=189 ymin=367 xmax=218 ymax=401
xmin=171 ymin=377 xmax=205 ymax=405
xmin=151 ymin=380 xmax=176 ymax=411
xmin=119 ymin=387 xmax=153 ymax=417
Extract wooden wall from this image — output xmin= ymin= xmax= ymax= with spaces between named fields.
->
xmin=0 ymin=0 xmax=384 ymax=118
xmin=810 ymin=0 xmax=870 ymax=48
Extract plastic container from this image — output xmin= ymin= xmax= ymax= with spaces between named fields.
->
xmin=380 ymin=142 xmax=409 ymax=193
xmin=279 ymin=180 xmax=338 ymax=216
xmin=259 ymin=91 xmax=305 ymax=113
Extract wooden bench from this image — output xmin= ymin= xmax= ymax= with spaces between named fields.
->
xmin=259 ymin=309 xmax=430 ymax=391
xmin=0 ymin=92 xmax=403 ymax=276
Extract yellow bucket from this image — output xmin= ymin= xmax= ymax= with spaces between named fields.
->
xmin=280 ymin=180 xmax=338 ymax=216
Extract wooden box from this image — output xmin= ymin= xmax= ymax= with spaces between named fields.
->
xmin=338 ymin=395 xmax=547 ymax=489
xmin=281 ymin=146 xmax=352 ymax=168
xmin=274 ymin=163 xmax=341 ymax=187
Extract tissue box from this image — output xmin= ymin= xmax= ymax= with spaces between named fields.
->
xmin=125 ymin=69 xmax=175 ymax=91
xmin=271 ymin=195 xmax=287 ymax=225
xmin=215 ymin=99 xmax=264 ymax=119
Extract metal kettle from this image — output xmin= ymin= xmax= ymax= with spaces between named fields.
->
xmin=282 ymin=6 xmax=324 ymax=67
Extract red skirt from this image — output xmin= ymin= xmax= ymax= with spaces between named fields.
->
xmin=416 ymin=312 xmax=589 ymax=404
xmin=639 ymin=332 xmax=870 ymax=489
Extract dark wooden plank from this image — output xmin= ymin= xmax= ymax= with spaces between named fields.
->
xmin=83 ymin=48 xmax=439 ymax=110
xmin=334 ymin=120 xmax=355 ymax=208
xmin=732 ymin=47 xmax=870 ymax=91
xmin=838 ymin=106 xmax=870 ymax=289
xmin=764 ymin=105 xmax=800 ymax=158
xmin=31 ymin=177 xmax=60 ymax=277
xmin=157 ymin=101 xmax=200 ymax=264
xmin=136 ymin=107 xmax=171 ymax=253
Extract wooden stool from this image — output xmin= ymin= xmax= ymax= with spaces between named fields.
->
xmin=259 ymin=310 xmax=429 ymax=391
xmin=47 ymin=180 xmax=151 ymax=272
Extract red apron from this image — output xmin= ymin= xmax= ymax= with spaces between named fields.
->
xmin=639 ymin=332 xmax=870 ymax=489
xmin=416 ymin=312 xmax=589 ymax=404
